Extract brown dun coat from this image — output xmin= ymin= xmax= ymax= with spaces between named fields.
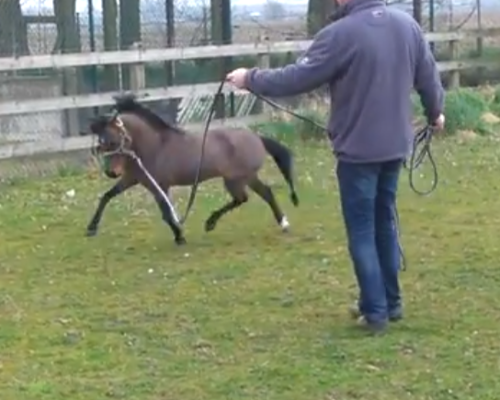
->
xmin=87 ymin=94 xmax=299 ymax=245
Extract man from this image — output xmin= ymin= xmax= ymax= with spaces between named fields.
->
xmin=226 ymin=0 xmax=445 ymax=334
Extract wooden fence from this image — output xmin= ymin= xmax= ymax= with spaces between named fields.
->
xmin=0 ymin=27 xmax=499 ymax=160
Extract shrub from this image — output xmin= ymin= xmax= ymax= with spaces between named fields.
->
xmin=443 ymin=88 xmax=491 ymax=135
xmin=252 ymin=118 xmax=298 ymax=145
xmin=256 ymin=86 xmax=500 ymax=142
xmin=253 ymin=96 xmax=329 ymax=143
xmin=490 ymin=86 xmax=500 ymax=116
xmin=292 ymin=108 xmax=327 ymax=142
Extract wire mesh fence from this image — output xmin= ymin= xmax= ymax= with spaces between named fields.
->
xmin=0 ymin=0 xmax=494 ymax=56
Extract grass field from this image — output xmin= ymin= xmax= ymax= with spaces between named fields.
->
xmin=1 ymin=135 xmax=500 ymax=399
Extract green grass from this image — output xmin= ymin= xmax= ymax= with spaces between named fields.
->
xmin=1 ymin=136 xmax=500 ymax=399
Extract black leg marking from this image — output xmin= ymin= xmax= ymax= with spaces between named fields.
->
xmin=86 ymin=179 xmax=136 ymax=237
xmin=205 ymin=199 xmax=246 ymax=232
xmin=248 ymin=178 xmax=289 ymax=231
xmin=204 ymin=179 xmax=248 ymax=232
xmin=154 ymin=194 xmax=186 ymax=245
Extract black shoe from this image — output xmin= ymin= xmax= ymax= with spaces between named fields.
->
xmin=389 ymin=311 xmax=403 ymax=322
xmin=355 ymin=316 xmax=387 ymax=335
xmin=349 ymin=302 xmax=403 ymax=322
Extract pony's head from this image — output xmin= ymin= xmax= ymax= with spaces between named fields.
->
xmin=89 ymin=112 xmax=131 ymax=179
xmin=90 ymin=93 xmax=185 ymax=178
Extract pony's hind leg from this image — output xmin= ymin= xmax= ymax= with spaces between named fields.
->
xmin=205 ymin=179 xmax=248 ymax=232
xmin=248 ymin=177 xmax=290 ymax=232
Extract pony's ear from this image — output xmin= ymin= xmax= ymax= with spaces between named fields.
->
xmin=114 ymin=92 xmax=139 ymax=112
xmin=113 ymin=92 xmax=137 ymax=103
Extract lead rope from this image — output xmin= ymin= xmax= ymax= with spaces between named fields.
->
xmin=178 ymin=80 xmax=226 ymax=224
xmin=132 ymin=154 xmax=181 ymax=225
xmin=395 ymin=124 xmax=437 ymax=270
xmin=249 ymin=89 xmax=327 ymax=131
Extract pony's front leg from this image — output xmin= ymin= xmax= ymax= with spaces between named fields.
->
xmin=153 ymin=190 xmax=186 ymax=245
xmin=86 ymin=178 xmax=137 ymax=237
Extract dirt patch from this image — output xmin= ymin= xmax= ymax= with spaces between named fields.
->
xmin=457 ymin=130 xmax=478 ymax=142
xmin=481 ymin=112 xmax=500 ymax=125
xmin=477 ymin=85 xmax=498 ymax=101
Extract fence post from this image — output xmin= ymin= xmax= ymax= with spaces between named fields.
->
xmin=448 ymin=39 xmax=460 ymax=89
xmin=256 ymin=52 xmax=271 ymax=115
xmin=63 ymin=68 xmax=80 ymax=137
xmin=129 ymin=42 xmax=146 ymax=91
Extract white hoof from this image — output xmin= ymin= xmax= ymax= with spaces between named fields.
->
xmin=280 ymin=216 xmax=290 ymax=232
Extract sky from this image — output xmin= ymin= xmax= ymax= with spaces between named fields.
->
xmin=21 ymin=0 xmax=275 ymax=13
xmin=21 ymin=0 xmax=498 ymax=14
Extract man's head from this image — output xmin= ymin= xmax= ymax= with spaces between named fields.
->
xmin=329 ymin=0 xmax=355 ymax=21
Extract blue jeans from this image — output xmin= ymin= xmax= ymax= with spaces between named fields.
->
xmin=336 ymin=159 xmax=402 ymax=324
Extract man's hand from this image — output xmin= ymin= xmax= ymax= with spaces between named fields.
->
xmin=433 ymin=113 xmax=445 ymax=131
xmin=226 ymin=68 xmax=250 ymax=89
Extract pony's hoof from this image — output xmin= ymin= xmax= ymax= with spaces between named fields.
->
xmin=204 ymin=220 xmax=216 ymax=232
xmin=86 ymin=228 xmax=97 ymax=237
xmin=175 ymin=237 xmax=187 ymax=245
xmin=280 ymin=216 xmax=290 ymax=233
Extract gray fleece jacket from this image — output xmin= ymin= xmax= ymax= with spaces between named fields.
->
xmin=245 ymin=0 xmax=445 ymax=163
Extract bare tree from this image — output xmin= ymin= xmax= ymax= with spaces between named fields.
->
xmin=119 ymin=0 xmax=140 ymax=49
xmin=307 ymin=0 xmax=336 ymax=36
xmin=0 ymin=0 xmax=29 ymax=56
xmin=263 ymin=0 xmax=286 ymax=20
xmin=119 ymin=0 xmax=141 ymax=90
xmin=102 ymin=0 xmax=119 ymax=90
xmin=413 ymin=0 xmax=423 ymax=24
xmin=53 ymin=0 xmax=81 ymax=137
xmin=53 ymin=0 xmax=80 ymax=53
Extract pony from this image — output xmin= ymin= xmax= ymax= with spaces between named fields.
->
xmin=86 ymin=93 xmax=299 ymax=245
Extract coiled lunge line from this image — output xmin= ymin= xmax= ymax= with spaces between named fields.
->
xmin=405 ymin=125 xmax=438 ymax=196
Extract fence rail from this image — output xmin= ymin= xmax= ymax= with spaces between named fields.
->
xmin=1 ymin=28 xmax=499 ymax=72
xmin=0 ymin=28 xmax=499 ymax=160
xmin=0 ymin=58 xmax=497 ymax=118
xmin=0 ymin=84 xmax=248 ymax=116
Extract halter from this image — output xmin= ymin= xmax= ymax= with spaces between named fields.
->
xmin=95 ymin=115 xmax=133 ymax=158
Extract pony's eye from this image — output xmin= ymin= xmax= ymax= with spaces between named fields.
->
xmin=98 ymin=136 xmax=106 ymax=144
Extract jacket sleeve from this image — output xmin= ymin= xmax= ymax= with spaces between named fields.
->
xmin=245 ymin=25 xmax=348 ymax=97
xmin=414 ymin=29 xmax=445 ymax=124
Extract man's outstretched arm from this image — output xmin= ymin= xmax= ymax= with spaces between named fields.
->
xmin=244 ymin=25 xmax=351 ymax=98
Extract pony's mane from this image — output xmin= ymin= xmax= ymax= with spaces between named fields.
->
xmin=113 ymin=93 xmax=185 ymax=136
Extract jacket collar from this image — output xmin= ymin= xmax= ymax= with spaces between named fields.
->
xmin=329 ymin=0 xmax=385 ymax=22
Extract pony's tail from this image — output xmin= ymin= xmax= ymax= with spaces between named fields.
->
xmin=259 ymin=136 xmax=299 ymax=206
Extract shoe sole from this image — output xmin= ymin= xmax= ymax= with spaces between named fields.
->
xmin=349 ymin=307 xmax=403 ymax=322
xmin=355 ymin=316 xmax=387 ymax=335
